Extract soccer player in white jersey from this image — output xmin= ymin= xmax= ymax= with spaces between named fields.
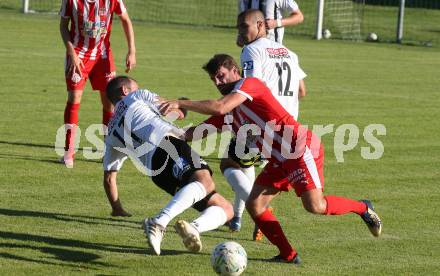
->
xmin=238 ymin=0 xmax=304 ymax=45
xmin=223 ymin=9 xmax=307 ymax=236
xmin=102 ymin=76 xmax=233 ymax=256
xmin=239 ymin=9 xmax=306 ymax=119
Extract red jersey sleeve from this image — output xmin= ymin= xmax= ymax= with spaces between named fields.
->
xmin=233 ymin=78 xmax=266 ymax=102
xmin=113 ymin=0 xmax=127 ymax=16
xmin=203 ymin=115 xmax=225 ymax=130
xmin=59 ymin=0 xmax=72 ymax=18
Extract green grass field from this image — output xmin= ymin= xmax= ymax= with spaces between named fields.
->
xmin=0 ymin=8 xmax=439 ymax=275
xmin=2 ymin=0 xmax=439 ymax=46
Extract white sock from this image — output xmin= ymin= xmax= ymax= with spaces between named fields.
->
xmin=234 ymin=166 xmax=256 ymax=217
xmin=153 ymin=181 xmax=207 ymax=228
xmin=223 ymin=167 xmax=253 ymax=218
xmin=233 ymin=196 xmax=246 ymax=218
xmin=190 ymin=206 xmax=227 ymax=233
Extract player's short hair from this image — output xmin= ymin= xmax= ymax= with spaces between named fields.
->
xmin=237 ymin=9 xmax=265 ymax=25
xmin=106 ymin=76 xmax=136 ymax=104
xmin=202 ymin=54 xmax=239 ymax=76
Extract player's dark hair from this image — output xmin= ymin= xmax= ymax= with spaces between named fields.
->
xmin=106 ymin=76 xmax=136 ymax=104
xmin=202 ymin=54 xmax=239 ymax=76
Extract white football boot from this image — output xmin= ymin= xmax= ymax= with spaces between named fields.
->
xmin=142 ymin=218 xmax=165 ymax=255
xmin=174 ymin=220 xmax=202 ymax=252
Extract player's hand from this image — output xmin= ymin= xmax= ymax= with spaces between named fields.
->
xmin=265 ymin=19 xmax=276 ymax=30
xmin=67 ymin=52 xmax=84 ymax=79
xmin=125 ymin=51 xmax=136 ymax=73
xmin=159 ymin=100 xmax=180 ymax=116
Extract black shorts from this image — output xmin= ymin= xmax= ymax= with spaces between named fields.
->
xmin=151 ymin=136 xmax=214 ymax=212
xmin=227 ymin=138 xmax=262 ymax=168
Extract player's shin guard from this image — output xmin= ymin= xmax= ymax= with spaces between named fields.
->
xmin=153 ymin=181 xmax=207 ymax=228
xmin=190 ymin=205 xmax=227 ymax=233
xmin=253 ymin=208 xmax=297 ymax=261
xmin=324 ymin=195 xmax=367 ymax=215
xmin=224 ymin=168 xmax=253 ymax=217
xmin=231 ymin=166 xmax=255 ymax=218
xmin=241 ymin=166 xmax=255 ymax=182
xmin=64 ymin=103 xmax=80 ymax=159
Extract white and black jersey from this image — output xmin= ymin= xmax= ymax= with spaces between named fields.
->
xmin=103 ymin=89 xmax=184 ymax=174
xmin=240 ymin=37 xmax=306 ymax=119
xmin=238 ymin=0 xmax=300 ymax=43
xmin=104 ymin=89 xmax=213 ymax=210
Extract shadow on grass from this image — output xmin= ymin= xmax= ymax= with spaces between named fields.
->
xmin=0 ymin=152 xmax=104 ymax=166
xmin=0 ymin=231 xmax=147 ymax=255
xmin=0 ymin=231 xmax=195 ymax=268
xmin=0 ymin=252 xmax=104 ymax=270
xmin=0 ymin=140 xmax=103 ymax=153
xmin=0 ymin=153 xmax=62 ymax=164
xmin=0 ymin=140 xmax=103 ymax=164
xmin=0 ymin=140 xmax=55 ymax=150
xmin=0 ymin=243 xmax=111 ymax=269
xmin=0 ymin=208 xmax=140 ymax=230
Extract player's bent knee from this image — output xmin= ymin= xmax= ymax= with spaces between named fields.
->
xmin=303 ymin=201 xmax=326 ymax=214
xmin=190 ymin=169 xmax=215 ymax=193
xmin=207 ymin=193 xmax=234 ymax=220
xmin=222 ymin=201 xmax=234 ymax=220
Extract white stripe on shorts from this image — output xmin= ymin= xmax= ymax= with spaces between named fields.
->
xmin=303 ymin=146 xmax=322 ymax=189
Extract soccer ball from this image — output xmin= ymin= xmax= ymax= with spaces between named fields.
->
xmin=211 ymin=241 xmax=247 ymax=276
xmin=323 ymin=29 xmax=331 ymax=39
xmin=367 ymin=32 xmax=378 ymax=42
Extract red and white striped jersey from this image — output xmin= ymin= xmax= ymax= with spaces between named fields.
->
xmin=59 ymin=0 xmax=127 ymax=60
xmin=205 ymin=77 xmax=318 ymax=163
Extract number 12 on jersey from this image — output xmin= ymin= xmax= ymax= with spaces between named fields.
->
xmin=276 ymin=62 xmax=293 ymax=96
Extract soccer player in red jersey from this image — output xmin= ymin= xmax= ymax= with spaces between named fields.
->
xmin=59 ymin=0 xmax=136 ymax=167
xmin=160 ymin=54 xmax=382 ymax=264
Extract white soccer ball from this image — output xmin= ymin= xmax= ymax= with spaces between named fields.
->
xmin=367 ymin=32 xmax=378 ymax=42
xmin=211 ymin=241 xmax=247 ymax=276
xmin=323 ymin=29 xmax=331 ymax=39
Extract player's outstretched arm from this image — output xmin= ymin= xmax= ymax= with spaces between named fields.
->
xmin=119 ymin=12 xmax=136 ymax=73
xmin=103 ymin=171 xmax=132 ymax=217
xmin=160 ymin=93 xmax=247 ymax=116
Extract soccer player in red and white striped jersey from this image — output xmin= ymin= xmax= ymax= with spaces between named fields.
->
xmin=160 ymin=54 xmax=382 ymax=264
xmin=59 ymin=0 xmax=136 ymax=168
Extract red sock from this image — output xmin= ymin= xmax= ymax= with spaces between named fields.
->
xmin=64 ymin=103 xmax=80 ymax=156
xmin=102 ymin=110 xmax=114 ymax=126
xmin=324 ymin=195 xmax=367 ymax=215
xmin=253 ymin=209 xmax=297 ymax=261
